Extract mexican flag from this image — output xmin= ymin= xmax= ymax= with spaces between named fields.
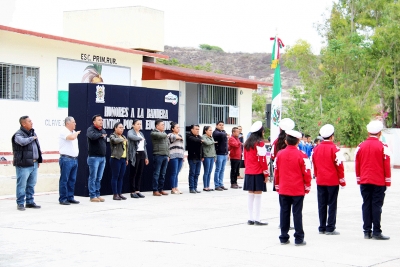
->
xmin=270 ymin=37 xmax=284 ymax=144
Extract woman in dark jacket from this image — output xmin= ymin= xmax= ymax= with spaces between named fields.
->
xmin=109 ymin=122 xmax=128 ymax=200
xmin=127 ymin=119 xmax=149 ymax=198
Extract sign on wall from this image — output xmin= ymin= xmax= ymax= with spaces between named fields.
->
xmin=69 ymin=83 xmax=179 ymax=196
xmin=57 ymin=58 xmax=131 ymax=108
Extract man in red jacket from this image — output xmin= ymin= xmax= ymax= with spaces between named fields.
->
xmin=312 ymin=124 xmax=345 ymax=236
xmin=355 ymin=120 xmax=391 ymax=240
xmin=229 ymin=127 xmax=242 ymax=189
xmin=274 ymin=130 xmax=312 ymax=246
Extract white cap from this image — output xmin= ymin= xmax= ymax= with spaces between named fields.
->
xmin=250 ymin=121 xmax=263 ymax=133
xmin=319 ymin=124 xmax=335 ymax=138
xmin=367 ymin=120 xmax=383 ymax=134
xmin=286 ymin=130 xmax=302 ymax=139
xmin=279 ymin=118 xmax=295 ymax=131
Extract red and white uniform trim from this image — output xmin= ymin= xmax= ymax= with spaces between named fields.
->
xmin=274 ymin=145 xmax=312 ymax=196
xmin=244 ymin=141 xmax=269 ymax=176
xmin=312 ymin=141 xmax=345 ymax=186
xmin=355 ymin=137 xmax=391 ymax=187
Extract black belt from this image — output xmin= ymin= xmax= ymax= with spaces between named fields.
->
xmin=60 ymin=154 xmax=78 ymax=159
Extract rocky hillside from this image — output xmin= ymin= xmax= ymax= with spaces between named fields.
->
xmin=160 ymin=45 xmax=301 ymax=99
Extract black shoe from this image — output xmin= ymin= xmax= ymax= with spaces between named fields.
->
xmin=247 ymin=220 xmax=255 ymax=225
xmin=372 ymin=234 xmax=390 ymax=240
xmin=113 ymin=194 xmax=121 ymax=200
xmin=281 ymin=240 xmax=290 ymax=245
xmin=137 ymin=192 xmax=145 ymax=198
xmin=190 ymin=190 xmax=197 ymax=194
xmin=119 ymin=195 xmax=127 ymax=200
xmin=195 ymin=190 xmax=201 ymax=193
xmin=295 ymin=241 xmax=307 ymax=246
xmin=25 ymin=203 xmax=41 ymax=209
xmin=221 ymin=186 xmax=228 ymax=190
xmin=59 ymin=201 xmax=71 ymax=205
xmin=68 ymin=199 xmax=80 ymax=204
xmin=131 ymin=193 xmax=139 ymax=198
xmin=17 ymin=204 xmax=25 ymax=211
xmin=215 ymin=187 xmax=223 ymax=191
xmin=364 ymin=232 xmax=372 ymax=239
xmin=254 ymin=221 xmax=268 ymax=226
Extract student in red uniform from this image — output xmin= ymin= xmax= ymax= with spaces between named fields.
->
xmin=274 ymin=130 xmax=312 ymax=246
xmin=229 ymin=127 xmax=242 ymax=189
xmin=355 ymin=120 xmax=391 ymax=240
xmin=312 ymin=124 xmax=345 ymax=235
xmin=243 ymin=121 xmax=269 ymax=226
xmin=270 ymin=118 xmax=295 ymax=191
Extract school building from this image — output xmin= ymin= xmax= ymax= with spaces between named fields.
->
xmin=0 ymin=6 xmax=271 ymax=179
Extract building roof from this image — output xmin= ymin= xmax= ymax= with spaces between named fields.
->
xmin=0 ymin=25 xmax=168 ymax=59
xmin=142 ymin=62 xmax=272 ymax=89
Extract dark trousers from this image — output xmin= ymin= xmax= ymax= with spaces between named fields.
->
xmin=152 ymin=155 xmax=168 ymax=191
xmin=230 ymin=159 xmax=241 ymax=184
xmin=360 ymin=184 xmax=386 ymax=235
xmin=130 ymin=157 xmax=145 ymax=192
xmin=317 ymin=185 xmax=339 ymax=232
xmin=279 ymin=195 xmax=305 ymax=244
xmin=110 ymin=157 xmax=126 ymax=195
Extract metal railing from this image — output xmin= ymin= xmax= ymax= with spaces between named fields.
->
xmin=0 ymin=63 xmax=39 ymax=101
xmin=198 ymin=84 xmax=238 ymax=125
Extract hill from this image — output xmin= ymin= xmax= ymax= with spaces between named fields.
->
xmin=160 ymin=45 xmax=301 ymax=99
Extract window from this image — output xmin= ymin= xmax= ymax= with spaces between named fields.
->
xmin=198 ymin=84 xmax=238 ymax=125
xmin=0 ymin=63 xmax=39 ymax=101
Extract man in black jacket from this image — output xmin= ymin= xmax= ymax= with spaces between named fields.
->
xmin=12 ymin=116 xmax=43 ymax=211
xmin=186 ymin=124 xmax=203 ymax=193
xmin=86 ymin=115 xmax=107 ymax=202
xmin=213 ymin=121 xmax=229 ymax=191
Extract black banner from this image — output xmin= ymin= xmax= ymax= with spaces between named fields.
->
xmin=69 ymin=83 xmax=179 ymax=196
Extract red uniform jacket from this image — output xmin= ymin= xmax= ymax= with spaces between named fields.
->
xmin=244 ymin=141 xmax=268 ymax=175
xmin=355 ymin=137 xmax=391 ymax=186
xmin=228 ymin=136 xmax=242 ymax=160
xmin=274 ymin=145 xmax=312 ymax=196
xmin=312 ymin=141 xmax=345 ymax=186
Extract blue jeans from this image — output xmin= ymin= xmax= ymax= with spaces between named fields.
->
xmin=152 ymin=155 xmax=169 ymax=191
xmin=188 ymin=159 xmax=201 ymax=190
xmin=15 ymin=162 xmax=38 ymax=205
xmin=59 ymin=156 xmax=78 ymax=202
xmin=202 ymin=157 xmax=214 ymax=188
xmin=110 ymin=157 xmax=127 ymax=195
xmin=87 ymin=156 xmax=106 ymax=198
xmin=169 ymin=158 xmax=183 ymax=188
xmin=214 ymin=155 xmax=227 ymax=188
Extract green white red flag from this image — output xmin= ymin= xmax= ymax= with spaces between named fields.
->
xmin=270 ymin=36 xmax=284 ymax=144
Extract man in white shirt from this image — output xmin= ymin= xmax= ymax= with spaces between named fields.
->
xmin=59 ymin=116 xmax=81 ymax=205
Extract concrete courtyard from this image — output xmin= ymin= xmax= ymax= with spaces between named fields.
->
xmin=0 ymin=167 xmax=399 ymax=267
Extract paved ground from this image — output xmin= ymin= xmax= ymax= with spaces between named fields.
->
xmin=1 ymin=167 xmax=399 ymax=267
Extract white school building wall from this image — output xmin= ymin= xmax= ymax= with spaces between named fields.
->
xmin=0 ymin=28 xmax=144 ymax=157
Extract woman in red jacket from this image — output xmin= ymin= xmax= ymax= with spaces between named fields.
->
xmin=243 ymin=121 xmax=269 ymax=226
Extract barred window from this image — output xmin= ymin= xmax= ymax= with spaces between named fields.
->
xmin=0 ymin=63 xmax=39 ymax=101
xmin=198 ymin=84 xmax=238 ymax=125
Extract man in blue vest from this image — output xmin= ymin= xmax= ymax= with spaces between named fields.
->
xmin=12 ymin=116 xmax=43 ymax=211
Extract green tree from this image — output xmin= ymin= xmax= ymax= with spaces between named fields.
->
xmin=199 ymin=44 xmax=224 ymax=52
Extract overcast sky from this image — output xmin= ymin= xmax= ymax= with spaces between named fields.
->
xmin=1 ymin=0 xmax=334 ymax=54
